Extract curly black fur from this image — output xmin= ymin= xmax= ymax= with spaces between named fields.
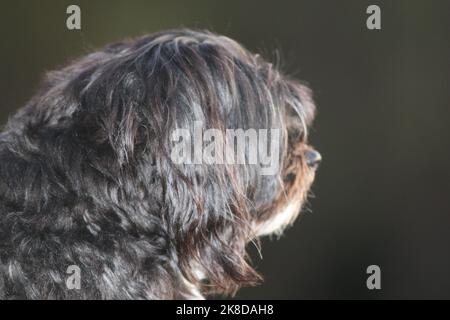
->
xmin=0 ymin=29 xmax=318 ymax=299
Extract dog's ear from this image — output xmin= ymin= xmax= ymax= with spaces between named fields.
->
xmin=168 ymin=158 xmax=262 ymax=296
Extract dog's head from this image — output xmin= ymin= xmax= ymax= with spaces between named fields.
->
xmin=6 ymin=29 xmax=320 ymax=298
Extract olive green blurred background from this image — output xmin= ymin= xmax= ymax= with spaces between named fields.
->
xmin=1 ymin=0 xmax=450 ymax=299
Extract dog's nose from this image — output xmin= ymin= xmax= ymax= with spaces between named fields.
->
xmin=305 ymin=149 xmax=322 ymax=168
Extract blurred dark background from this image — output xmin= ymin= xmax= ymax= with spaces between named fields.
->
xmin=1 ymin=0 xmax=449 ymax=299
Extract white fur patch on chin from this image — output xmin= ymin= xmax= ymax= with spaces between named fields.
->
xmin=186 ymin=285 xmax=205 ymax=300
xmin=181 ymin=266 xmax=206 ymax=300
xmin=182 ymin=276 xmax=205 ymax=300
xmin=256 ymin=200 xmax=302 ymax=236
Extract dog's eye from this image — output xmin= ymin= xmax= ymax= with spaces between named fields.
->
xmin=285 ymin=173 xmax=296 ymax=183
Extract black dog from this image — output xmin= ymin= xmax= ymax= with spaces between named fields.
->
xmin=0 ymin=29 xmax=320 ymax=299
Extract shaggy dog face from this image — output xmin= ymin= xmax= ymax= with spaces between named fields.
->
xmin=0 ymin=29 xmax=320 ymax=299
